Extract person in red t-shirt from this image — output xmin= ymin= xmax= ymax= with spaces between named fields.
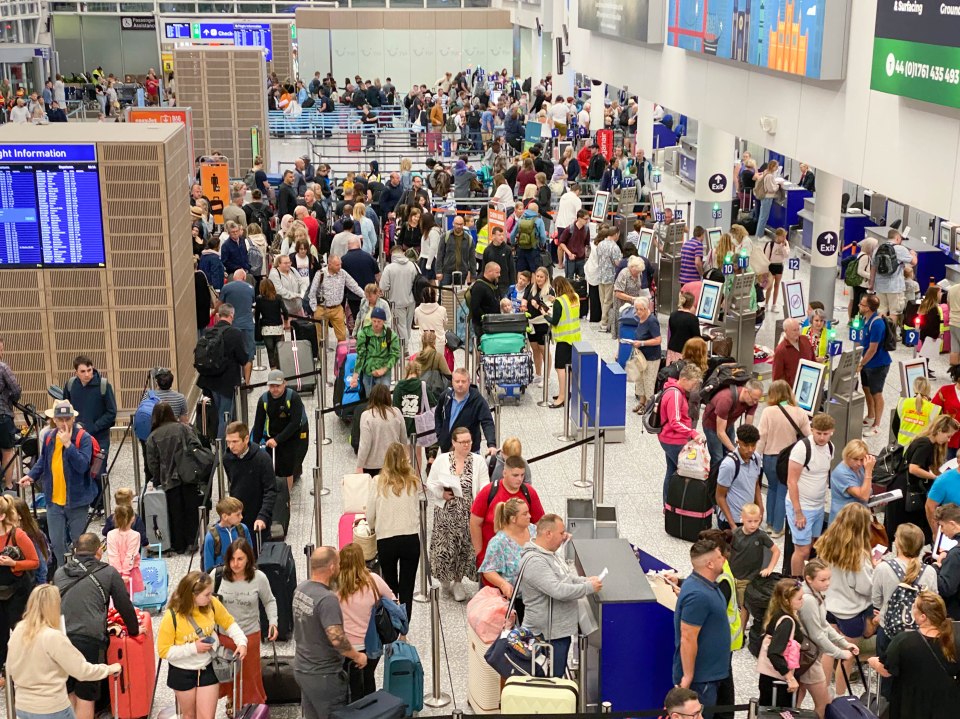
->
xmin=295 ymin=205 xmax=320 ymax=247
xmin=933 ymin=365 xmax=960 ymax=460
xmin=144 ymin=69 xmax=160 ymax=105
xmin=470 ymin=457 xmax=544 ymax=567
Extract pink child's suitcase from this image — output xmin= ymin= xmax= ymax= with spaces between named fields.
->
xmin=338 ymin=513 xmax=360 ymax=549
xmin=335 ymin=339 xmax=357 ymax=374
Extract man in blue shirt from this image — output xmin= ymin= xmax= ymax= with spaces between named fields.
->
xmin=714 ymin=424 xmax=763 ymax=530
xmin=219 ymin=270 xmax=256 ymax=384
xmin=673 ymin=538 xmax=731 ymax=718
xmin=927 ymin=468 xmax=960 ymax=534
xmin=857 ymin=293 xmax=892 ymax=437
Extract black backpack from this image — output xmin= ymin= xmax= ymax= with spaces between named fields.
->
xmin=642 ymin=385 xmax=682 ymax=435
xmin=194 ymin=325 xmax=227 ymax=375
xmin=700 ymin=363 xmax=751 ymax=406
xmin=875 ymin=243 xmax=899 ymax=276
xmin=655 ymin=360 xmax=686 ymax=395
xmin=774 ymin=406 xmax=808 ymax=485
xmin=867 ymin=314 xmax=899 ymax=352
xmin=705 ymin=451 xmax=742 ymax=506
xmin=485 ymin=476 xmax=532 ymax=512
xmin=776 ymin=435 xmax=834 ymax=486
xmin=872 ymin=443 xmax=906 ymax=488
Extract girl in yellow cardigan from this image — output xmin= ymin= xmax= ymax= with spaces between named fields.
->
xmin=157 ymin=571 xmax=247 ymax=719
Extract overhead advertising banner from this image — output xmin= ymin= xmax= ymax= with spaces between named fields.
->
xmin=870 ymin=3 xmax=960 ymax=108
xmin=667 ymin=0 xmax=848 ymax=80
xmin=578 ymin=0 xmax=666 ymax=44
xmin=126 ymin=107 xmax=195 ymax=177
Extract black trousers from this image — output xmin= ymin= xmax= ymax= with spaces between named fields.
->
xmin=377 ymin=533 xmax=420 ymax=621
xmin=165 ymin=482 xmax=202 ymax=553
xmin=344 ymin=653 xmax=380 ymax=702
xmin=0 ymin=588 xmax=29 ymax=670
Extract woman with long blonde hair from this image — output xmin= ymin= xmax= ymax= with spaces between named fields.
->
xmin=814 ymin=503 xmax=876 ymax=694
xmin=337 ymin=543 xmax=397 ymax=701
xmin=6 ymin=585 xmax=121 ymax=713
xmin=755 ymin=380 xmax=811 ymax=537
xmin=157 ymin=571 xmax=247 ymax=719
xmin=353 ymin=201 xmax=377 ymax=254
xmin=869 ymin=591 xmax=960 ymax=718
xmin=366 ymin=442 xmax=420 ymax=620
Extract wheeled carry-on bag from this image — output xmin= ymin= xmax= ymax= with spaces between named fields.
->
xmin=480 ymin=353 xmax=534 ymax=388
xmin=468 ymin=624 xmax=502 ymax=712
xmin=331 ymin=690 xmax=406 ymax=719
xmin=133 ymin=543 xmax=169 ymax=611
xmin=825 ymin=657 xmax=881 ymax=719
xmin=338 ymin=513 xmax=360 ymax=549
xmin=278 ymin=339 xmax=317 ymax=393
xmin=664 ymin=473 xmax=714 ymax=542
xmin=482 ymin=314 xmax=528 ymax=335
xmin=334 ymin=354 xmax=364 ymax=423
xmin=335 ymin=339 xmax=358 ymax=375
xmin=107 ymin=611 xmax=156 ymax=719
xmin=291 ymin=317 xmax=320 ymax=359
xmin=262 ymin=641 xmax=300 ymax=705
xmin=381 ymin=640 xmax=424 ymax=716
xmin=258 ymin=541 xmax=297 ymax=641
xmin=228 ymin=657 xmax=270 ymax=719
xmin=140 ymin=485 xmax=171 ymax=552
xmin=500 ymin=642 xmax=578 ymax=715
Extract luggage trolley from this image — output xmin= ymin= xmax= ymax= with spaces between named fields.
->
xmin=477 ymin=314 xmax=535 ymax=404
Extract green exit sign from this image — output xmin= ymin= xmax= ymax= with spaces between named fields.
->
xmin=291 ymin=24 xmax=297 ymax=40
xmin=191 ymin=23 xmax=201 ymax=40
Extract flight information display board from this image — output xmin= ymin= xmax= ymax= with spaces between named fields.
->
xmin=0 ymin=144 xmax=105 ymax=268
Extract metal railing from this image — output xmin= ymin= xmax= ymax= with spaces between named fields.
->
xmin=269 ymin=105 xmax=405 ymax=137
xmin=49 ymin=0 xmax=490 ymax=13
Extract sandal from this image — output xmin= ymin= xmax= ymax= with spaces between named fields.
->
xmin=549 ymin=402 xmax=565 ymax=409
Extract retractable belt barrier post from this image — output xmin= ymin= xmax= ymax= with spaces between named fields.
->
xmin=253 ymin=343 xmax=267 ymax=372
xmin=314 ymin=407 xmax=329 ymax=498
xmin=494 ymin=398 xmax=502 ymax=447
xmin=423 ymin=582 xmax=451 ymax=708
xmin=4 ymin=671 xmax=14 ymax=719
xmin=319 ymin=320 xmax=332 ymax=446
xmin=593 ymin=429 xmax=607 ymax=506
xmin=537 ymin=332 xmax=552 ymax=407
xmin=577 ymin=634 xmax=588 ymax=713
xmin=101 ymin=472 xmax=112 ymax=517
xmin=555 ymin=363 xmax=576 ymax=442
xmin=414 ymin=495 xmax=429 ymax=604
xmin=215 ymin=437 xmax=227 ymax=501
xmin=574 ymin=402 xmax=593 ymax=489
xmin=234 ymin=385 xmax=248 ymax=427
xmin=131 ymin=436 xmax=143 ymax=496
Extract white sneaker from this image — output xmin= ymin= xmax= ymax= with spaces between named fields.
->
xmin=531 ymin=375 xmax=543 ymax=385
xmin=772 ymin=306 xmax=781 ymax=314
xmin=451 ymin=581 xmax=467 ymax=602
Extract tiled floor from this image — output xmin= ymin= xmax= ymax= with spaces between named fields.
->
xmin=3 ymin=171 xmax=941 ymax=718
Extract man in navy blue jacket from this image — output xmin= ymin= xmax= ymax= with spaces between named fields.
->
xmin=434 ymin=369 xmax=497 ymax=455
xmin=63 ymin=355 xmax=116 ymax=517
xmin=25 ymin=400 xmax=95 ymax=562
xmin=221 ymin=222 xmax=251 ymax=275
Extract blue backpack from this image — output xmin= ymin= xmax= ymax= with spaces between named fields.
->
xmin=133 ymin=390 xmax=160 ymax=441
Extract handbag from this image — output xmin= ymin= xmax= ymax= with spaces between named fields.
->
xmin=0 ymin=529 xmax=31 ymax=600
xmin=483 ymin=557 xmax=548 ymax=678
xmin=414 ymin=381 xmax=437 ymax=447
xmin=467 ymin=586 xmax=512 ymax=644
xmin=352 ymin=516 xmax=377 ymax=561
xmin=676 ymin=439 xmax=710 ymax=481
xmin=342 ymin=473 xmax=373 ymax=514
xmin=174 ymin=431 xmax=216 ymax=486
xmin=372 ymin=583 xmax=399 ymax=645
xmin=625 ymin=348 xmax=647 ymax=383
xmin=184 ymin=614 xmax=236 ymax=683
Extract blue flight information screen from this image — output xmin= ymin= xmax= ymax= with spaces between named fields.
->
xmin=0 ymin=144 xmax=105 ymax=268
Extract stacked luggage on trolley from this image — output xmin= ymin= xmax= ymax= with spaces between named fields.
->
xmin=477 ymin=314 xmax=535 ymax=402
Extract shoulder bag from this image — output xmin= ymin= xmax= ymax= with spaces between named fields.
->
xmin=182 ymin=612 xmax=236 ymax=683
xmin=414 ymin=381 xmax=438 ymax=447
xmin=0 ymin=529 xmax=33 ymax=599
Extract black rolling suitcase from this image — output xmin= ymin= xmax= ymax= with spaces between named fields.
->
xmin=258 ymin=541 xmax=297 ymax=641
xmin=664 ymin=473 xmax=714 ymax=541
xmin=482 ymin=314 xmax=528 ymax=335
xmin=570 ymin=276 xmax=589 ymax=319
xmin=291 ymin=317 xmax=320 ymax=358
xmin=331 ymin=691 xmax=405 ymax=719
xmin=262 ymin=642 xmax=300 ymax=705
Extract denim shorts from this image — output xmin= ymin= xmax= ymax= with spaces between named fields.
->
xmin=860 ymin=364 xmax=890 ymax=394
xmin=827 ymin=606 xmax=874 ymax=639
xmin=785 ymin=501 xmax=824 ymax=546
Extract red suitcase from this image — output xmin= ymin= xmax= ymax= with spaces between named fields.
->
xmin=108 ymin=611 xmax=156 ymax=719
xmin=347 ymin=133 xmax=361 ymax=152
xmin=338 ymin=513 xmax=360 ymax=549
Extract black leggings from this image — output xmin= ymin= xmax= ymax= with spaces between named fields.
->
xmin=263 ymin=335 xmax=281 ymax=369
xmin=377 ymin=533 xmax=420 ymax=621
xmin=0 ymin=588 xmax=29 ymax=671
xmin=165 ymin=483 xmax=202 ymax=553
xmin=344 ymin=653 xmax=380 ymax=702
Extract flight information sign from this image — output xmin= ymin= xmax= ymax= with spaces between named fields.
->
xmin=0 ymin=144 xmax=106 ymax=268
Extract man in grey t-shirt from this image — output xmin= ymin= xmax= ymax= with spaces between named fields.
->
xmin=293 ymin=546 xmax=367 ymax=719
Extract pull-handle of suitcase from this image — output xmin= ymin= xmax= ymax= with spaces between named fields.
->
xmin=531 ymin=639 xmax=553 ymax=677
xmin=112 ymin=666 xmax=121 ymax=719
xmin=232 ymin=655 xmax=244 ymax=712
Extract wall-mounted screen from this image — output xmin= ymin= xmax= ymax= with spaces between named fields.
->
xmin=667 ymin=0 xmax=848 ymax=81
xmin=871 ymin=4 xmax=960 ymax=109
xmin=578 ymin=0 xmax=666 ymax=45
xmin=0 ymin=144 xmax=105 ymax=268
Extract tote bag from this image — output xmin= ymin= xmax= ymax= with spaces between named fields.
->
xmin=414 ymin=381 xmax=437 ymax=447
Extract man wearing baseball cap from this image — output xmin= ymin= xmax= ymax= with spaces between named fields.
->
xmin=251 ymin=370 xmax=309 ymax=494
xmin=352 ymin=306 xmax=400 ymax=397
xmin=24 ymin=400 xmax=96 ymax=562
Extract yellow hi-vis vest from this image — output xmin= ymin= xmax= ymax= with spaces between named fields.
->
xmin=896 ymin=396 xmax=941 ymax=447
xmin=719 ymin=560 xmax=744 ymax=651
xmin=475 ymin=224 xmax=490 ymax=258
xmin=554 ymin=294 xmax=581 ymax=344
xmin=801 ymin=326 xmax=829 ymax=360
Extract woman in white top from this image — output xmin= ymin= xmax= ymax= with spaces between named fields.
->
xmin=419 ymin=213 xmax=443 ymax=281
xmin=813 ymin=503 xmax=878 ymax=695
xmin=353 ymin=202 xmax=377 ymax=254
xmin=426 ymin=426 xmax=490 ymax=602
xmin=268 ymin=254 xmax=308 ymax=318
xmin=6 ymin=586 xmax=121 ymax=717
xmin=491 ymin=173 xmax=514 ymax=212
xmin=366 ymin=443 xmax=421 ymax=620
xmin=414 ymin=285 xmax=448 ymax=337
xmin=356 ymin=384 xmax=407 ymax=477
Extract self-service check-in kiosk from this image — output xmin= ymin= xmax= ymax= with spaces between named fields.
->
xmin=657 ymin=223 xmax=685 ymax=316
xmin=825 ymin=348 xmax=864 ymax=466
xmin=723 ymin=272 xmax=756 ymax=368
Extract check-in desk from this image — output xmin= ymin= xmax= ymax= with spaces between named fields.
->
xmin=798 ymin=197 xmax=875 ymax=261
xmin=767 ymin=183 xmax=811 ymax=233
xmin=677 ymin=138 xmax=696 ymax=189
xmin=574 ymin=539 xmax=675 ymax=712
xmin=865 ymin=226 xmax=954 ymax=285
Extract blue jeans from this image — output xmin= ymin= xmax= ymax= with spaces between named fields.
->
xmin=704 ymin=426 xmax=735 ymax=468
xmin=213 ymin=391 xmax=235 ymax=439
xmin=362 ymin=372 xmax=391 ymax=398
xmin=762 ymin=454 xmax=787 ymax=532
xmin=690 ymin=679 xmax=722 ymax=719
xmin=47 ymin=503 xmax=91 ymax=563
xmin=660 ymin=441 xmax=685 ymax=504
xmin=755 ymin=197 xmax=774 ymax=239
xmin=516 ymin=247 xmax=542 ymax=273
xmin=565 ymin=258 xmax=586 ymax=279
xmin=17 ymin=709 xmax=77 ymax=719
xmin=549 ymin=636 xmax=572 ymax=677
